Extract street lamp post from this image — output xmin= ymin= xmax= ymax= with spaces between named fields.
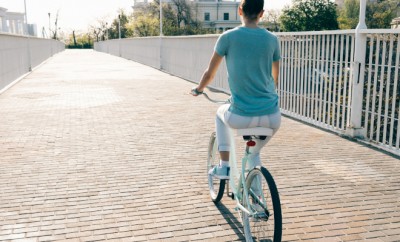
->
xmin=118 ymin=15 xmax=121 ymax=39
xmin=23 ymin=0 xmax=29 ymax=35
xmin=118 ymin=14 xmax=121 ymax=56
xmin=23 ymin=0 xmax=31 ymax=71
xmin=160 ymin=0 xmax=163 ymax=36
xmin=159 ymin=0 xmax=163 ymax=70
xmin=48 ymin=12 xmax=51 ymax=39
xmin=106 ymin=22 xmax=108 ymax=40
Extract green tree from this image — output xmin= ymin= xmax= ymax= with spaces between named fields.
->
xmin=366 ymin=0 xmax=400 ymax=29
xmin=263 ymin=9 xmax=281 ymax=31
xmin=338 ymin=0 xmax=359 ymax=29
xmin=67 ymin=31 xmax=93 ymax=49
xmin=89 ymin=19 xmax=108 ymax=41
xmin=130 ymin=0 xmax=213 ymax=36
xmin=172 ymin=0 xmax=193 ymax=27
xmin=129 ymin=0 xmax=175 ymax=36
xmin=48 ymin=10 xmax=60 ymax=39
xmin=279 ymin=0 xmax=339 ymax=32
xmin=108 ymin=10 xmax=133 ymax=39
xmin=130 ymin=14 xmax=159 ymax=37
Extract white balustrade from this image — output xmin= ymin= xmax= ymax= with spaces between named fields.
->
xmin=94 ymin=29 xmax=400 ymax=156
xmin=0 ymin=33 xmax=65 ymax=93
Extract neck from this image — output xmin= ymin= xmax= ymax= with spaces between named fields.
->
xmin=242 ymin=22 xmax=258 ymax=28
xmin=241 ymin=18 xmax=259 ymax=28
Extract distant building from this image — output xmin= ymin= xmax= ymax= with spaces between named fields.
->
xmin=194 ymin=0 xmax=241 ymax=32
xmin=0 ymin=7 xmax=37 ymax=36
xmin=391 ymin=17 xmax=400 ymax=29
xmin=133 ymin=0 xmax=241 ymax=32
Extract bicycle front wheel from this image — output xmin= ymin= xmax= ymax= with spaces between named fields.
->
xmin=242 ymin=167 xmax=282 ymax=242
xmin=207 ymin=132 xmax=225 ymax=203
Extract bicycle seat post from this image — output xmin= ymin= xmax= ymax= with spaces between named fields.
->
xmin=237 ymin=127 xmax=273 ymax=154
xmin=245 ymin=138 xmax=256 ymax=154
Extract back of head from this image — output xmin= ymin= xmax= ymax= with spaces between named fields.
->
xmin=240 ymin=0 xmax=264 ymax=21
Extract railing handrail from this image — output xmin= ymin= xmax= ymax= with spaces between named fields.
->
xmin=358 ymin=28 xmax=400 ymax=34
xmin=276 ymin=29 xmax=400 ymax=36
xmin=276 ymin=30 xmax=355 ymax=36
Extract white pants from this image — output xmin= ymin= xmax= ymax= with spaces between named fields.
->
xmin=216 ymin=104 xmax=281 ymax=167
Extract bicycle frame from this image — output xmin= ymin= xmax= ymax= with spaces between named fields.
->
xmin=201 ymin=90 xmax=282 ymax=241
xmin=226 ymin=134 xmax=267 ymax=218
xmin=198 ymin=90 xmax=268 ymax=217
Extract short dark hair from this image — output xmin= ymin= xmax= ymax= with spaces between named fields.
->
xmin=240 ymin=0 xmax=264 ymax=20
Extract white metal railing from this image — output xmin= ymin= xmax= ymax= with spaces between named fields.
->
xmin=0 ymin=33 xmax=65 ymax=93
xmin=363 ymin=31 xmax=400 ymax=151
xmin=94 ymin=29 xmax=400 ymax=156
xmin=277 ymin=31 xmax=355 ymax=134
xmin=275 ymin=29 xmax=400 ymax=155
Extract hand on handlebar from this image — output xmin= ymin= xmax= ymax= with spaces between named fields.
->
xmin=190 ymin=87 xmax=229 ymax=104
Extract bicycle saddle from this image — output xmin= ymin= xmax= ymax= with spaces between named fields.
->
xmin=237 ymin=127 xmax=274 ymax=141
xmin=236 ymin=127 xmax=274 ymax=136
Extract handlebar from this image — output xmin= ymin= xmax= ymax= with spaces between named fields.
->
xmin=202 ymin=92 xmax=229 ymax=104
xmin=191 ymin=87 xmax=229 ymax=104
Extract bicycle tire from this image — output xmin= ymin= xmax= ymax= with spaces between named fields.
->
xmin=207 ymin=132 xmax=225 ymax=203
xmin=242 ymin=167 xmax=282 ymax=242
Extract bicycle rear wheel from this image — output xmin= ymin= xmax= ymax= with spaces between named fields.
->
xmin=207 ymin=132 xmax=225 ymax=203
xmin=242 ymin=167 xmax=282 ymax=242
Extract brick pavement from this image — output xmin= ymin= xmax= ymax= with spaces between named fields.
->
xmin=0 ymin=49 xmax=399 ymax=241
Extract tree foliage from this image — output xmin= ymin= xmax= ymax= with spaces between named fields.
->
xmin=130 ymin=14 xmax=160 ymax=37
xmin=67 ymin=31 xmax=93 ymax=49
xmin=130 ymin=1 xmax=172 ymax=36
xmin=263 ymin=9 xmax=281 ymax=32
xmin=366 ymin=0 xmax=400 ymax=29
xmin=338 ymin=0 xmax=400 ymax=29
xmin=108 ymin=10 xmax=132 ymax=39
xmin=279 ymin=0 xmax=339 ymax=32
xmin=338 ymin=0 xmax=359 ymax=29
xmin=172 ymin=0 xmax=193 ymax=27
xmin=89 ymin=18 xmax=108 ymax=41
xmin=130 ymin=0 xmax=214 ymax=36
xmin=75 ymin=0 xmax=215 ymax=40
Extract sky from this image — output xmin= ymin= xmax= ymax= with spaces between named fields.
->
xmin=0 ymin=0 xmax=292 ymax=35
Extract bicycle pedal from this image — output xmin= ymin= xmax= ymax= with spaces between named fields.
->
xmin=256 ymin=215 xmax=269 ymax=221
xmin=251 ymin=204 xmax=270 ymax=220
xmin=251 ymin=213 xmax=269 ymax=222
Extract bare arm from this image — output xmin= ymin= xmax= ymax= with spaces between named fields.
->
xmin=195 ymin=52 xmax=224 ymax=93
xmin=272 ymin=60 xmax=280 ymax=89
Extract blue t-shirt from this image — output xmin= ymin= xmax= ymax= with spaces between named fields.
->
xmin=215 ymin=26 xmax=281 ymax=116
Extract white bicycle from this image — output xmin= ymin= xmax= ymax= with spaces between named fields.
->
xmin=201 ymin=91 xmax=282 ymax=242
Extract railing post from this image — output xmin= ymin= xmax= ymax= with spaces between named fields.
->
xmin=347 ymin=0 xmax=367 ymax=138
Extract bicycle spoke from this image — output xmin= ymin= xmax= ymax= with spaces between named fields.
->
xmin=242 ymin=168 xmax=282 ymax=242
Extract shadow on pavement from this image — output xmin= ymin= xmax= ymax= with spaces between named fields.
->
xmin=216 ymin=202 xmax=246 ymax=241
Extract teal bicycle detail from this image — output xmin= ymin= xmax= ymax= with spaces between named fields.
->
xmin=203 ymin=92 xmax=282 ymax=242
